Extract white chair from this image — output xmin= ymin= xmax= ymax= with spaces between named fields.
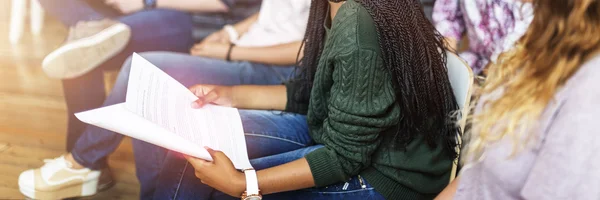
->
xmin=9 ymin=0 xmax=45 ymax=44
xmin=445 ymin=52 xmax=474 ymax=183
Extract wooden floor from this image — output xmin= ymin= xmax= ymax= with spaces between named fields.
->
xmin=0 ymin=3 xmax=140 ymax=199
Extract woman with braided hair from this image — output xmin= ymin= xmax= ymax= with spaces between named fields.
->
xmin=146 ymin=0 xmax=460 ymax=199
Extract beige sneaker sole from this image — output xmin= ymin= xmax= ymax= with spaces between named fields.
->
xmin=20 ymin=178 xmax=98 ymax=200
xmin=19 ymin=173 xmax=114 ymax=200
xmin=19 ymin=177 xmax=114 ymax=200
xmin=42 ymin=23 xmax=131 ymax=79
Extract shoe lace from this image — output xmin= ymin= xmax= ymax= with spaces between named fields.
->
xmin=43 ymin=156 xmax=73 ymax=168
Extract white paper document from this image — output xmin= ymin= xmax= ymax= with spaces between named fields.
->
xmin=75 ymin=53 xmax=252 ymax=169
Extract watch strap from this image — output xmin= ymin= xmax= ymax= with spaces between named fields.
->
xmin=226 ymin=43 xmax=235 ymax=61
xmin=244 ymin=169 xmax=259 ymax=196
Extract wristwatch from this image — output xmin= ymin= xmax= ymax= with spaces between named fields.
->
xmin=143 ymin=0 xmax=157 ymax=9
xmin=241 ymin=169 xmax=262 ymax=200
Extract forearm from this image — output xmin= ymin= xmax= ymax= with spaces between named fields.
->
xmin=257 ymin=158 xmax=315 ymax=195
xmin=232 ymin=85 xmax=287 ymax=110
xmin=231 ymin=41 xmax=303 ymax=65
xmin=435 ymin=176 xmax=460 ymax=200
xmin=157 ymin=0 xmax=228 ymax=12
xmin=232 ymin=13 xmax=259 ymax=36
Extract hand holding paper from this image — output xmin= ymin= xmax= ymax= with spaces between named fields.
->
xmin=75 ymin=53 xmax=252 ymax=169
xmin=184 ymin=146 xmax=246 ymax=197
xmin=189 ymin=85 xmax=235 ymax=108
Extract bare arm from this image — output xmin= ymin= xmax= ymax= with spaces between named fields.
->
xmin=231 ymin=41 xmax=304 ymax=66
xmin=435 ymin=177 xmax=459 ymax=200
xmin=188 ymin=87 xmax=317 ymax=195
xmin=232 ymin=13 xmax=260 ymax=36
xmin=256 ymin=158 xmax=315 ymax=194
xmin=191 ymin=40 xmax=304 ymax=65
xmin=187 ymin=151 xmax=316 ymax=197
xmin=190 ymin=84 xmax=288 ymax=111
xmin=157 ymin=0 xmax=229 ymax=12
xmin=232 ymin=85 xmax=288 ymax=110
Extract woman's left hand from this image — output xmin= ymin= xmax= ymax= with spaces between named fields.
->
xmin=185 ymin=147 xmax=246 ymax=197
xmin=190 ymin=42 xmax=231 ymax=60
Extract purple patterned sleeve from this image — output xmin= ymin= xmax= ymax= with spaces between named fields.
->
xmin=432 ymin=0 xmax=465 ymax=41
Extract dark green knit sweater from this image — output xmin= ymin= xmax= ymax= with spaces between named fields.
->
xmin=285 ymin=1 xmax=453 ymax=199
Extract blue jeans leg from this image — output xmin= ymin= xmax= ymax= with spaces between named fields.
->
xmin=152 ymin=110 xmax=315 ymax=200
xmin=217 ymin=153 xmax=386 ymax=200
xmin=62 ymin=10 xmax=195 ymax=151
xmin=70 ymin=52 xmax=296 ymax=198
xmin=157 ymin=146 xmax=386 ymax=200
xmin=262 ymin=174 xmax=386 ymax=200
xmin=38 ymin=0 xmax=119 ymax=26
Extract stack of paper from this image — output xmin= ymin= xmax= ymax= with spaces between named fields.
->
xmin=75 ymin=53 xmax=252 ymax=169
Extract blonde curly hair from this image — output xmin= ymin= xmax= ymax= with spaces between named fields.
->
xmin=465 ymin=0 xmax=600 ymax=163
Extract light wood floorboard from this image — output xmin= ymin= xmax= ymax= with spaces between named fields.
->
xmin=0 ymin=1 xmax=140 ymax=199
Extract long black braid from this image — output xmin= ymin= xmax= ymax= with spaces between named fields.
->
xmin=296 ymin=0 xmax=460 ymax=159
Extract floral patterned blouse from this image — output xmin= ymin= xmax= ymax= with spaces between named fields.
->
xmin=433 ymin=0 xmax=533 ymax=75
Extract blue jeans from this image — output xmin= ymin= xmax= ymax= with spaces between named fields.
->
xmin=38 ymin=0 xmax=202 ymax=151
xmin=69 ymin=52 xmax=296 ymax=198
xmin=150 ymin=110 xmax=386 ymax=200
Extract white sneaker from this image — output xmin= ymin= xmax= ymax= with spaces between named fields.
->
xmin=42 ymin=19 xmax=131 ymax=79
xmin=18 ymin=156 xmax=113 ymax=199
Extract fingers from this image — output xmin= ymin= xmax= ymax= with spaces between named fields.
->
xmin=190 ymin=85 xmax=212 ymax=97
xmin=191 ymin=90 xmax=219 ymax=108
xmin=205 ymin=146 xmax=217 ymax=159
xmin=185 ymin=155 xmax=213 ymax=175
xmin=190 ymin=46 xmax=202 ymax=56
xmin=185 ymin=155 xmax=211 ymax=167
xmin=190 ymin=44 xmax=208 ymax=56
xmin=185 ymin=147 xmax=229 ymax=165
xmin=191 ymin=43 xmax=203 ymax=51
xmin=190 ymin=43 xmax=201 ymax=54
xmin=184 ymin=148 xmax=235 ymax=186
xmin=189 ymin=85 xmax=218 ymax=108
xmin=184 ymin=155 xmax=213 ymax=179
xmin=205 ymin=146 xmax=233 ymax=166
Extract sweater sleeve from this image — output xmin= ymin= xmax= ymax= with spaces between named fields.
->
xmin=432 ymin=0 xmax=465 ymax=41
xmin=305 ymin=48 xmax=400 ymax=187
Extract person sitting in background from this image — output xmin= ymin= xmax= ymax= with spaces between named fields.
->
xmin=136 ymin=0 xmax=460 ymax=199
xmin=436 ymin=0 xmax=600 ymax=199
xmin=37 ymin=0 xmax=261 ymax=152
xmin=19 ymin=0 xmax=310 ymax=199
xmin=432 ymin=0 xmax=533 ymax=75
